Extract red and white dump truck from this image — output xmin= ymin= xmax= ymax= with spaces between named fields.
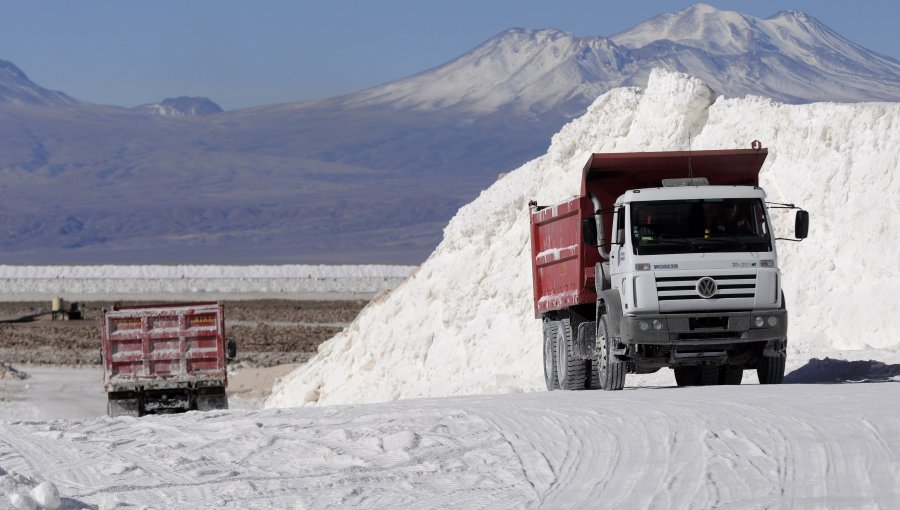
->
xmin=529 ymin=145 xmax=809 ymax=391
xmin=101 ymin=302 xmax=236 ymax=416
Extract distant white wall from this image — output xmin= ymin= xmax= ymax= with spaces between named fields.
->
xmin=0 ymin=265 xmax=416 ymax=301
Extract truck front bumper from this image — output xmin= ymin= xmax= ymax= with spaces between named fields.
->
xmin=620 ymin=309 xmax=787 ymax=346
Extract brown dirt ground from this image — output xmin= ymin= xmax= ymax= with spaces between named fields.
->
xmin=0 ymin=300 xmax=367 ymax=367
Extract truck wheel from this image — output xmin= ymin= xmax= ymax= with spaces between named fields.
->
xmin=543 ymin=319 xmax=559 ymax=391
xmin=590 ymin=360 xmax=601 ymax=390
xmin=196 ymin=387 xmax=229 ymax=411
xmin=596 ymin=315 xmax=626 ymax=390
xmin=698 ymin=366 xmax=719 ymax=386
xmin=719 ymin=365 xmax=743 ymax=385
xmin=674 ymin=367 xmax=699 ymax=386
xmin=556 ymin=319 xmax=588 ymax=390
xmin=757 ymin=356 xmax=786 ymax=384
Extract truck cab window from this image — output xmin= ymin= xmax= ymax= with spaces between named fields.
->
xmin=616 ymin=207 xmax=625 ymax=245
xmin=631 ymin=198 xmax=772 ymax=254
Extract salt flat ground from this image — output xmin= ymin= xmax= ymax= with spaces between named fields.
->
xmin=0 ymin=365 xmax=277 ymax=423
xmin=0 ymin=367 xmax=105 ymax=421
xmin=1 ymin=382 xmax=898 ymax=509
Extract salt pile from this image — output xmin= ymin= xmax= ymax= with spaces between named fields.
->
xmin=267 ymin=69 xmax=900 ymax=408
xmin=1 ymin=474 xmax=61 ymax=510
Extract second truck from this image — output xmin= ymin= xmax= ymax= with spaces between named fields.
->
xmin=101 ymin=302 xmax=236 ymax=416
xmin=529 ymin=144 xmax=808 ymax=391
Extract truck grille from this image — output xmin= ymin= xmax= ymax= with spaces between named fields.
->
xmin=656 ymin=274 xmax=755 ymax=301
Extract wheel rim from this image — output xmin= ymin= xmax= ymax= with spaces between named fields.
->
xmin=597 ymin=317 xmax=609 ymax=379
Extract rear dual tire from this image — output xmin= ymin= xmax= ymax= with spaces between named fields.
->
xmin=543 ymin=320 xmax=560 ymax=391
xmin=543 ymin=315 xmax=626 ymax=391
xmin=556 ymin=319 xmax=589 ymax=390
xmin=543 ymin=318 xmax=591 ymax=390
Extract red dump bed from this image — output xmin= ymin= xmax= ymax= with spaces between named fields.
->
xmin=530 ymin=148 xmax=767 ymax=317
xmin=101 ymin=302 xmax=227 ymax=390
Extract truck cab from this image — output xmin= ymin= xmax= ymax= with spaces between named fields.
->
xmin=530 ymin=145 xmax=808 ymax=391
xmin=608 ymin=184 xmax=788 ymax=382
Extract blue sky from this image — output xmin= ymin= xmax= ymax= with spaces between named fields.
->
xmin=2 ymin=0 xmax=898 ymax=110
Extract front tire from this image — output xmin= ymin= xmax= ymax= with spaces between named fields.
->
xmin=757 ymin=355 xmax=786 ymax=384
xmin=596 ymin=315 xmax=625 ymax=391
xmin=720 ymin=365 xmax=743 ymax=385
xmin=674 ymin=367 xmax=699 ymax=386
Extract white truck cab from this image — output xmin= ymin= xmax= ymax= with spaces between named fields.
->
xmin=606 ymin=185 xmax=789 ymax=383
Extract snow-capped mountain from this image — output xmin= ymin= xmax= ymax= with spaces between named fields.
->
xmin=135 ymin=96 xmax=223 ymax=117
xmin=340 ymin=3 xmax=900 ymax=112
xmin=609 ymin=3 xmax=900 ymax=102
xmin=338 ymin=28 xmax=614 ymax=116
xmin=0 ymin=59 xmax=74 ymax=105
xmin=1 ymin=3 xmax=900 ymax=264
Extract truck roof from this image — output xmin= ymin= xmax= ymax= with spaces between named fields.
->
xmin=618 ymin=185 xmax=767 ymax=203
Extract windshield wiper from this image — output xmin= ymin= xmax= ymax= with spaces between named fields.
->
xmin=701 ymin=236 xmax=749 ymax=250
xmin=652 ymin=235 xmax=698 ymax=251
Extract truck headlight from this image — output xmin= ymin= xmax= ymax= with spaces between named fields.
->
xmin=755 ymin=316 xmax=765 ymax=327
xmin=767 ymin=316 xmax=778 ymax=327
xmin=639 ymin=321 xmax=650 ymax=331
xmin=760 ymin=260 xmax=774 ymax=267
xmin=652 ymin=319 xmax=664 ymax=331
xmin=635 ymin=263 xmax=651 ymax=271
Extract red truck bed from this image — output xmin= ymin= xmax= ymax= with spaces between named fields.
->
xmin=102 ymin=302 xmax=227 ymax=390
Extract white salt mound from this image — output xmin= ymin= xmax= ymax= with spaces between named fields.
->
xmin=1 ymin=474 xmax=61 ymax=510
xmin=30 ymin=482 xmax=60 ymax=510
xmin=267 ymin=69 xmax=900 ymax=409
xmin=7 ymin=492 xmax=37 ymax=510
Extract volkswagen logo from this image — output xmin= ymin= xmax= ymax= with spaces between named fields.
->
xmin=696 ymin=277 xmax=718 ymax=298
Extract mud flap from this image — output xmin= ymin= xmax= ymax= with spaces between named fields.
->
xmin=598 ymin=289 xmax=624 ymax=340
xmin=107 ymin=396 xmax=140 ymax=418
xmin=196 ymin=387 xmax=229 ymax=411
xmin=575 ymin=321 xmax=596 ymax=359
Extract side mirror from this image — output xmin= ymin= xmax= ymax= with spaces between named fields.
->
xmin=227 ymin=339 xmax=237 ymax=360
xmin=582 ymin=218 xmax=598 ymax=246
xmin=795 ymin=210 xmax=809 ymax=239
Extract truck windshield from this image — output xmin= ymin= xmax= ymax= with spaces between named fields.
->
xmin=630 ymin=198 xmax=772 ymax=254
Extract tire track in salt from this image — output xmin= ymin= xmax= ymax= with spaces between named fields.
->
xmin=2 ymin=382 xmax=899 ymax=508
